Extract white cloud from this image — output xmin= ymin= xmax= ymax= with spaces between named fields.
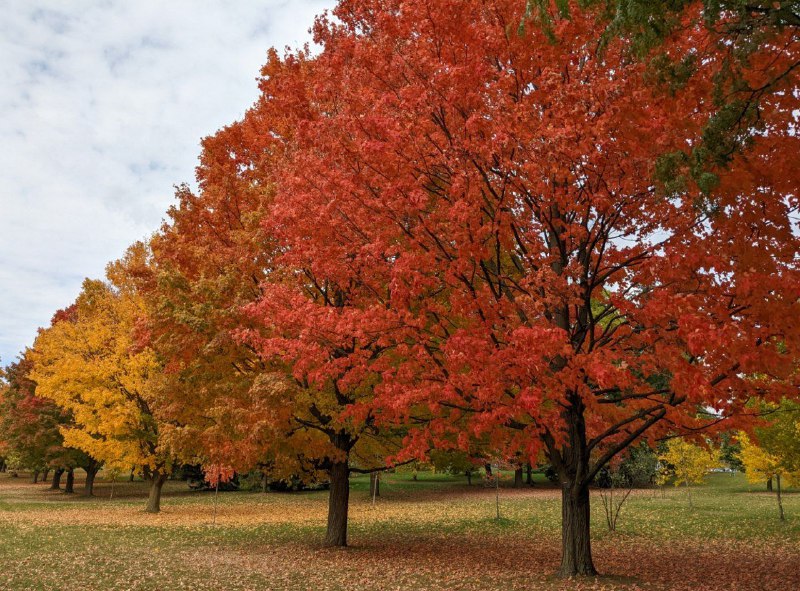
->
xmin=0 ymin=0 xmax=334 ymax=366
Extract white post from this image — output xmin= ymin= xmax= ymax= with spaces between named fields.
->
xmin=495 ymin=464 xmax=500 ymax=520
xmin=212 ymin=480 xmax=219 ymax=525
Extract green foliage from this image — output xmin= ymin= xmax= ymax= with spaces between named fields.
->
xmin=719 ymin=432 xmax=744 ymax=472
xmin=596 ymin=444 xmax=659 ymax=489
xmin=542 ymin=464 xmax=560 ymax=483
xmin=429 ymin=450 xmax=478 ymax=478
xmin=645 ymin=53 xmax=699 ymax=94
xmin=522 ymin=1 xmax=800 ymax=54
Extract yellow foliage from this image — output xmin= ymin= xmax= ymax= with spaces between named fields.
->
xmin=739 ymin=432 xmax=800 ymax=488
xmin=30 ymin=278 xmax=170 ymax=475
xmin=658 ymin=439 xmax=718 ymax=487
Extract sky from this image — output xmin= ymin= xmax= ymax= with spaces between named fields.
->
xmin=0 ymin=0 xmax=334 ymax=367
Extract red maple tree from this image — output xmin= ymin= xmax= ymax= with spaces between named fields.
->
xmin=241 ymin=0 xmax=799 ymax=575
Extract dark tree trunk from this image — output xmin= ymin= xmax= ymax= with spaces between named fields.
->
xmin=324 ymin=461 xmax=350 ymax=547
xmin=32 ymin=470 xmax=40 ymax=484
xmin=370 ymin=471 xmax=380 ymax=498
xmin=484 ymin=463 xmax=492 ymax=477
xmin=555 ymin=400 xmax=597 ymax=578
xmin=776 ymin=474 xmax=785 ymax=521
xmin=130 ymin=469 xmax=135 ymax=482
xmin=50 ymin=468 xmax=64 ymax=490
xmin=466 ymin=470 xmax=472 ymax=486
xmin=559 ymin=481 xmax=596 ymax=577
xmin=526 ymin=463 xmax=533 ymax=485
xmin=767 ymin=477 xmax=773 ymax=492
xmin=64 ymin=468 xmax=75 ymax=494
xmin=42 ymin=468 xmax=50 ymax=482
xmin=514 ymin=467 xmax=524 ymax=488
xmin=83 ymin=464 xmax=99 ymax=496
xmin=262 ymin=472 xmax=269 ymax=493
xmin=145 ymin=472 xmax=167 ymax=513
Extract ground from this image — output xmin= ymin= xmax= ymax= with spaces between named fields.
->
xmin=0 ymin=471 xmax=797 ymax=591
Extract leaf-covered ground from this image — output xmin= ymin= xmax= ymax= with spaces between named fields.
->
xmin=0 ymin=472 xmax=797 ymax=590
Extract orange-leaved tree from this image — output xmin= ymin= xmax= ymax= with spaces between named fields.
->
xmin=129 ymin=66 xmax=402 ymax=547
xmin=138 ymin=114 xmax=298 ymax=479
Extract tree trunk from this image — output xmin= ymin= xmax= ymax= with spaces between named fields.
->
xmin=514 ymin=467 xmax=524 ymax=488
xmin=145 ymin=473 xmax=167 ymax=513
xmin=32 ymin=470 xmax=40 ymax=484
xmin=324 ymin=461 xmax=350 ymax=547
xmin=776 ymin=474 xmax=785 ymax=521
xmin=556 ymin=400 xmax=597 ymax=578
xmin=526 ymin=463 xmax=533 ymax=486
xmin=50 ymin=468 xmax=64 ymax=490
xmin=83 ymin=465 xmax=99 ymax=496
xmin=484 ymin=463 xmax=493 ymax=477
xmin=130 ymin=469 xmax=135 ymax=482
xmin=466 ymin=470 xmax=472 ymax=486
xmin=42 ymin=468 xmax=50 ymax=482
xmin=559 ymin=481 xmax=597 ymax=577
xmin=370 ymin=471 xmax=380 ymax=498
xmin=262 ymin=472 xmax=269 ymax=493
xmin=64 ymin=468 xmax=75 ymax=494
xmin=767 ymin=477 xmax=773 ymax=492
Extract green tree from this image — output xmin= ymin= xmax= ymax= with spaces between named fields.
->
xmin=430 ymin=450 xmax=480 ymax=485
xmin=598 ymin=444 xmax=658 ymax=531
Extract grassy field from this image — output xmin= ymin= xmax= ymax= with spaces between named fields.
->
xmin=0 ymin=471 xmax=797 ymax=591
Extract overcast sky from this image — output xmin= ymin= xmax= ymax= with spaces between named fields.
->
xmin=0 ymin=1 xmax=334 ymax=366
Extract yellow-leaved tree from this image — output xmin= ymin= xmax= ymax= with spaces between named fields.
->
xmin=658 ymin=439 xmax=718 ymax=507
xmin=738 ymin=399 xmax=800 ymax=521
xmin=30 ymin=275 xmax=176 ymax=513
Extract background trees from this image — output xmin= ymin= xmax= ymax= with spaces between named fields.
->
xmin=0 ymin=357 xmax=66 ymax=482
xmin=0 ymin=354 xmax=99 ymax=494
xmin=30 ymin=277 xmax=176 ymax=512
xmin=659 ymin=439 xmax=719 ymax=506
xmin=739 ymin=399 xmax=800 ymax=520
xmin=598 ymin=444 xmax=658 ymax=530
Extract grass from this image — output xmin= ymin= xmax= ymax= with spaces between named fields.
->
xmin=0 ymin=470 xmax=797 ymax=590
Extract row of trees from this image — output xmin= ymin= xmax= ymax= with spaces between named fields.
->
xmin=1 ymin=0 xmax=798 ymax=578
xmin=0 ymin=358 xmax=100 ymax=494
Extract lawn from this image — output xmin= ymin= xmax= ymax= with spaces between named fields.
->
xmin=0 ymin=471 xmax=797 ymax=590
